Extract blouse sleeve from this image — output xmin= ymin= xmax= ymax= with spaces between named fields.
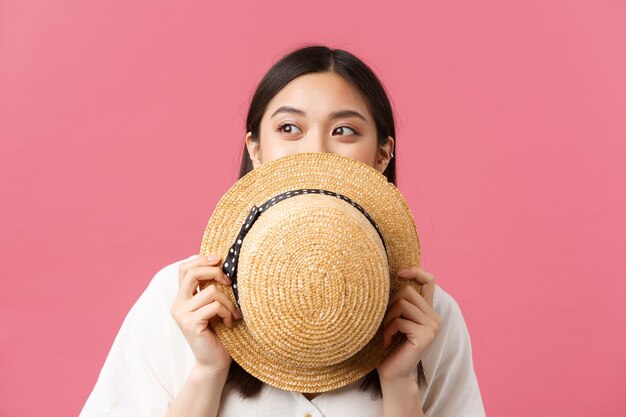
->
xmin=419 ymin=285 xmax=486 ymax=417
xmin=78 ymin=256 xmax=198 ymax=417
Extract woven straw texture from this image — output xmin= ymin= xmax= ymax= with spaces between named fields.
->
xmin=199 ymin=152 xmax=421 ymax=393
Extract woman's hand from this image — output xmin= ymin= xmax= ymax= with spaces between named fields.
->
xmin=170 ymin=255 xmax=241 ymax=377
xmin=377 ymin=266 xmax=441 ymax=384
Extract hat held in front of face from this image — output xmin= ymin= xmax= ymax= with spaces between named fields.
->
xmin=199 ymin=152 xmax=421 ymax=393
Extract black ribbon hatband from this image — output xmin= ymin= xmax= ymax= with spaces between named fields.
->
xmin=221 ymin=189 xmax=387 ymax=309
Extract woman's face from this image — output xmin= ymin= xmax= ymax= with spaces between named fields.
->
xmin=246 ymin=72 xmax=394 ymax=173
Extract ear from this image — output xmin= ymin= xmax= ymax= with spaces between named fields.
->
xmin=245 ymin=132 xmax=262 ymax=169
xmin=375 ymin=136 xmax=395 ymax=173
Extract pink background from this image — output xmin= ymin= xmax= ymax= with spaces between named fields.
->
xmin=1 ymin=1 xmax=625 ymax=416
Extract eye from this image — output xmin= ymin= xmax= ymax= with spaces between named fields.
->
xmin=277 ymin=123 xmax=302 ymax=134
xmin=332 ymin=126 xmax=358 ymax=136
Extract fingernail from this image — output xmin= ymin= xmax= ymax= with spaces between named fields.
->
xmin=397 ymin=269 xmax=410 ymax=277
xmin=207 ymin=256 xmax=220 ymax=263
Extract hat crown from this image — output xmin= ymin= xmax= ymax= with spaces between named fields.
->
xmin=238 ymin=194 xmax=389 ymax=367
xmin=200 ymin=152 xmax=421 ymax=392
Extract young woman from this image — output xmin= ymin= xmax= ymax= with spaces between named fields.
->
xmin=80 ymin=44 xmax=486 ymax=417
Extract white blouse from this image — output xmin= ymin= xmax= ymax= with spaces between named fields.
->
xmin=79 ymin=255 xmax=486 ymax=417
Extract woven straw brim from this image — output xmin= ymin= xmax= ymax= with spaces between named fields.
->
xmin=199 ymin=152 xmax=421 ymax=393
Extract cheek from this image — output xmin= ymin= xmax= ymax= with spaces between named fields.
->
xmin=340 ymin=139 xmax=379 ymax=167
xmin=258 ymin=136 xmax=292 ymax=164
xmin=261 ymin=143 xmax=287 ymax=164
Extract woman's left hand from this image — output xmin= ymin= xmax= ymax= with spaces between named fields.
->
xmin=376 ymin=266 xmax=441 ymax=383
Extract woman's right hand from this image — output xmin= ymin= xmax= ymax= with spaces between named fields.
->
xmin=170 ymin=254 xmax=241 ymax=376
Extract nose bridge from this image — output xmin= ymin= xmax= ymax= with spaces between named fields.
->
xmin=306 ymin=127 xmax=328 ymax=153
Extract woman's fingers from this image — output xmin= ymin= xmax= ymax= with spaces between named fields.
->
xmin=382 ymin=297 xmax=435 ymax=330
xmin=383 ymin=269 xmax=441 ymax=349
xmin=182 ymin=265 xmax=232 ymax=295
xmin=383 ymin=315 xmax=439 ymax=349
xmin=178 ymin=263 xmax=232 ymax=300
xmin=174 ymin=255 xmax=240 ymax=326
xmin=388 ymin=285 xmax=436 ymax=319
xmin=178 ymin=255 xmax=226 ymax=285
xmin=383 ymin=317 xmax=420 ymax=347
xmin=172 ymin=286 xmax=239 ymax=328
xmin=186 ymin=284 xmax=241 ymax=320
xmin=397 ymin=266 xmax=436 ymax=307
xmin=192 ymin=301 xmax=237 ymax=329
xmin=179 ymin=254 xmax=208 ymax=285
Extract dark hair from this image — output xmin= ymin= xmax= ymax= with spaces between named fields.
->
xmin=239 ymin=43 xmax=397 ymax=184
xmin=229 ymin=43 xmax=426 ymax=399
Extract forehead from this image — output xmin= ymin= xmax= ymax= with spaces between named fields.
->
xmin=264 ymin=72 xmax=372 ymax=119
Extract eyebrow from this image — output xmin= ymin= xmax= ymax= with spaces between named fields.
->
xmin=269 ymin=106 xmax=368 ymax=122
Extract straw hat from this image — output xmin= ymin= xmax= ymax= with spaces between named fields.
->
xmin=199 ymin=152 xmax=420 ymax=393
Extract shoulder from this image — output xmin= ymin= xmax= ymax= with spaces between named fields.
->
xmin=78 ymin=256 xmax=201 ymax=416
xmin=420 ymin=284 xmax=486 ymax=416
xmin=421 ymin=283 xmax=475 ymax=376
xmin=433 ymin=283 xmax=463 ymax=323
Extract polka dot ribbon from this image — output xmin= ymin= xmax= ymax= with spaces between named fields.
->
xmin=222 ymin=188 xmax=387 ymax=309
